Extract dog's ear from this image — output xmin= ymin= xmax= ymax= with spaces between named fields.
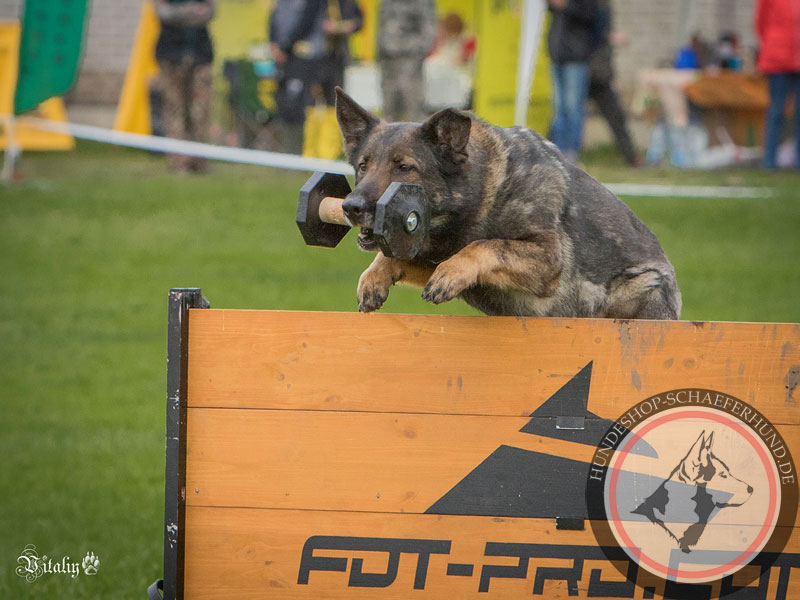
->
xmin=421 ymin=108 xmax=471 ymax=170
xmin=691 ymin=431 xmax=713 ymax=466
xmin=335 ymin=86 xmax=379 ymax=157
xmin=699 ymin=432 xmax=714 ymax=463
xmin=685 ymin=430 xmax=707 ymax=467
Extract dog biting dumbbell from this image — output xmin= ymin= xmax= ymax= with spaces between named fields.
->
xmin=296 ymin=171 xmax=429 ymax=259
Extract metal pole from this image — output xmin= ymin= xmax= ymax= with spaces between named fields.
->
xmin=514 ymin=0 xmax=547 ymax=127
xmin=2 ymin=114 xmax=20 ymax=182
xmin=162 ymin=288 xmax=210 ymax=600
xmin=676 ymin=0 xmax=691 ymax=51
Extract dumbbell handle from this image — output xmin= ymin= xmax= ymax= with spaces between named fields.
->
xmin=318 ymin=196 xmax=349 ymax=227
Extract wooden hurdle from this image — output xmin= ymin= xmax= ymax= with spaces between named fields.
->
xmin=150 ymin=288 xmax=800 ymax=600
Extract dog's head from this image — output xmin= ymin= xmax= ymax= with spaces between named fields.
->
xmin=334 ymin=87 xmax=472 ymax=255
xmin=676 ymin=431 xmax=753 ymax=507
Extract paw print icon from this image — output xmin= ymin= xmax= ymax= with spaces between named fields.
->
xmin=81 ymin=552 xmax=100 ymax=575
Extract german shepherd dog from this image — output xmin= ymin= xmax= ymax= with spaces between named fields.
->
xmin=334 ymin=88 xmax=681 ymax=318
xmin=632 ymin=431 xmax=753 ymax=553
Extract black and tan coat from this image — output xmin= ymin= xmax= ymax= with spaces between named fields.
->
xmin=335 ymin=88 xmax=681 ymax=320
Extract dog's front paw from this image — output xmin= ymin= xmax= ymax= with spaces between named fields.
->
xmin=357 ymin=270 xmax=392 ymax=313
xmin=358 ymin=285 xmax=389 ymax=313
xmin=422 ymin=261 xmax=473 ymax=304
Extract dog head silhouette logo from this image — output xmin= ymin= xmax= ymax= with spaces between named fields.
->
xmin=632 ymin=430 xmax=753 ymax=553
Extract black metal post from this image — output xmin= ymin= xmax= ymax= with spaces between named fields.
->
xmin=161 ymin=288 xmax=209 ymax=600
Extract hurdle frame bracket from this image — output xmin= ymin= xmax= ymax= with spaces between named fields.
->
xmin=153 ymin=288 xmax=210 ymax=600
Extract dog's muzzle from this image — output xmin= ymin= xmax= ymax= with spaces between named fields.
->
xmin=342 ymin=193 xmax=378 ymax=251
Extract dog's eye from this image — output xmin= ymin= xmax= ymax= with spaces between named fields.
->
xmin=358 ymin=162 xmax=367 ymax=173
xmin=398 ymin=163 xmax=415 ymax=173
xmin=719 ymin=472 xmax=727 ymax=478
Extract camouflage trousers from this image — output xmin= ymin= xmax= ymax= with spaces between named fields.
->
xmin=159 ymin=61 xmax=213 ymax=172
xmin=379 ymin=56 xmax=426 ymax=123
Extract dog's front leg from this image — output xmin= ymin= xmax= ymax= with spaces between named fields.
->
xmin=358 ymin=253 xmax=436 ymax=312
xmin=422 ymin=238 xmax=562 ymax=304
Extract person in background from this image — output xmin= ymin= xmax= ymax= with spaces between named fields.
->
xmin=674 ymin=32 xmax=715 ymax=70
xmin=587 ymin=0 xmax=639 ymax=167
xmin=755 ymin=0 xmax=800 ymax=169
xmin=547 ymin=0 xmax=598 ymax=164
xmin=718 ymin=32 xmax=743 ymax=71
xmin=377 ymin=0 xmax=437 ymax=122
xmin=270 ymin=0 xmax=362 ymax=154
xmin=154 ymin=0 xmax=215 ymax=173
xmin=320 ymin=0 xmax=363 ymax=102
xmin=428 ymin=13 xmax=475 ymax=68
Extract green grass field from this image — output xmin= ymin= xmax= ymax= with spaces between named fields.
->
xmin=1 ymin=142 xmax=799 ymax=598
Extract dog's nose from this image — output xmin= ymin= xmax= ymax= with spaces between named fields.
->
xmin=747 ymin=485 xmax=753 ymax=494
xmin=342 ymin=194 xmax=367 ymax=225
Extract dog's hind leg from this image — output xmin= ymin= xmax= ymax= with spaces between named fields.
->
xmin=605 ymin=267 xmax=682 ymax=320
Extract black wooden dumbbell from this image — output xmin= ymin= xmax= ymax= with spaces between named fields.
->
xmin=296 ymin=171 xmax=429 ymax=259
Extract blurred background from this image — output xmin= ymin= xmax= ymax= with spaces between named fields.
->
xmin=0 ymin=1 xmax=799 ymax=599
xmin=0 ymin=0 xmax=778 ymax=164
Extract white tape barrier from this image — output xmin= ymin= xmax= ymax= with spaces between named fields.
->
xmin=606 ymin=182 xmax=773 ymax=199
xmin=20 ymin=117 xmax=354 ymax=175
xmin=20 ymin=117 xmax=773 ymax=199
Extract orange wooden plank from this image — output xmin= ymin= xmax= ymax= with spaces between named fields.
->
xmin=186 ymin=409 xmax=594 ymax=513
xmin=185 ymin=408 xmax=800 ymax=529
xmin=186 ymin=310 xmax=800 ymax=424
xmin=183 ymin=506 xmax=800 ymax=600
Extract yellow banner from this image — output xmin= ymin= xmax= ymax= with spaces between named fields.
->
xmin=473 ymin=0 xmax=551 ymax=133
xmin=0 ymin=21 xmax=73 ymax=150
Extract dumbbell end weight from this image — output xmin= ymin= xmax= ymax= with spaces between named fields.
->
xmin=374 ymin=182 xmax=429 ymax=259
xmin=296 ymin=171 xmax=352 ymax=248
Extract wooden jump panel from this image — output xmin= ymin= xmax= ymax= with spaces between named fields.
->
xmin=160 ymin=302 xmax=800 ymax=599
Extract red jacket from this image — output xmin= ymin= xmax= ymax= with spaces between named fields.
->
xmin=756 ymin=0 xmax=800 ymax=73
